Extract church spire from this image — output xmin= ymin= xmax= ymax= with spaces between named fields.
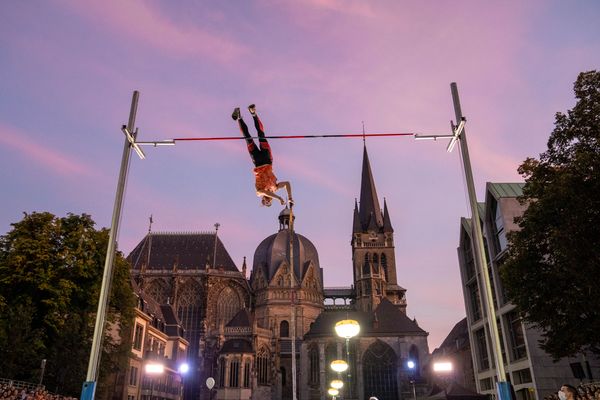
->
xmin=383 ymin=199 xmax=394 ymax=233
xmin=359 ymin=146 xmax=383 ymax=230
xmin=352 ymin=199 xmax=362 ymax=233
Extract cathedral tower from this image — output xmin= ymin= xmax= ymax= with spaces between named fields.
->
xmin=352 ymin=146 xmax=407 ymax=312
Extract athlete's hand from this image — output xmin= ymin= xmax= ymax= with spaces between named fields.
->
xmin=279 ymin=198 xmax=285 ymax=205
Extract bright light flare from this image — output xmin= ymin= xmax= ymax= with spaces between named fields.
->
xmin=407 ymin=360 xmax=415 ymax=369
xmin=145 ymin=363 xmax=165 ymax=374
xmin=331 ymin=379 xmax=344 ymax=389
xmin=328 ymin=388 xmax=339 ymax=396
xmin=330 ymin=360 xmax=348 ymax=372
xmin=178 ymin=363 xmax=189 ymax=374
xmin=433 ymin=362 xmax=453 ymax=372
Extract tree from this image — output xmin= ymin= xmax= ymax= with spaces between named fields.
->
xmin=0 ymin=212 xmax=135 ymax=396
xmin=500 ymin=71 xmax=600 ymax=359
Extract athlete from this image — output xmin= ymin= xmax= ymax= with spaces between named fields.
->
xmin=232 ymin=104 xmax=293 ymax=207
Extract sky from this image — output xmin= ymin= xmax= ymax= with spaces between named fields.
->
xmin=1 ymin=0 xmax=599 ymax=350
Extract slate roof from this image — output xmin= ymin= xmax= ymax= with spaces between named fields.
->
xmin=128 ymin=232 xmax=238 ymax=272
xmin=487 ymin=182 xmax=524 ymax=199
xmin=226 ymin=308 xmax=253 ymax=327
xmin=432 ymin=317 xmax=469 ymax=356
xmin=304 ymin=298 xmax=426 ymax=338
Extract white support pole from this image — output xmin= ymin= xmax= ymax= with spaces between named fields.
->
xmin=81 ymin=91 xmax=139 ymax=400
xmin=450 ymin=83 xmax=511 ymax=400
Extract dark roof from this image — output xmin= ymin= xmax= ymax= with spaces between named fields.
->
xmin=221 ymin=339 xmax=253 ymax=354
xmin=226 ymin=308 xmax=252 ymax=327
xmin=487 ymin=182 xmax=524 ymax=199
xmin=128 ymin=232 xmax=238 ymax=272
xmin=432 ymin=317 xmax=469 ymax=356
xmin=305 ymin=298 xmax=426 ymax=338
xmin=358 ymin=146 xmax=384 ymax=231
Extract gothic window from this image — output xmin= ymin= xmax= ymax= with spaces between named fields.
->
xmin=309 ymin=345 xmax=319 ymax=386
xmin=243 ymin=361 xmax=251 ymax=388
xmin=381 ymin=254 xmax=389 ymax=281
xmin=280 ymin=320 xmax=289 ymax=338
xmin=373 ymin=253 xmax=379 ymax=267
xmin=217 ymin=286 xmax=242 ymax=326
xmin=363 ymin=341 xmax=398 ymax=400
xmin=257 ymin=348 xmax=270 ymax=385
xmin=219 ymin=358 xmax=226 ymax=387
xmin=229 ymin=359 xmax=240 ymax=387
xmin=176 ymin=280 xmax=203 ymax=361
xmin=146 ymin=279 xmax=169 ymax=304
xmin=362 ymin=252 xmax=371 ymax=276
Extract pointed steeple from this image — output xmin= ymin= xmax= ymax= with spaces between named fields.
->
xmin=383 ymin=199 xmax=394 ymax=232
xmin=367 ymin=212 xmax=379 ymax=232
xmin=359 ymin=146 xmax=383 ymax=230
xmin=352 ymin=199 xmax=362 ymax=233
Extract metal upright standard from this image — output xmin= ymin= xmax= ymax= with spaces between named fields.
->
xmin=288 ymin=205 xmax=298 ymax=400
xmin=449 ymin=83 xmax=511 ymax=400
xmin=81 ymin=91 xmax=140 ymax=400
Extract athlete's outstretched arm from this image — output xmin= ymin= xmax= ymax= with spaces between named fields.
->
xmin=276 ymin=181 xmax=293 ymax=204
xmin=256 ymin=189 xmax=285 ymax=205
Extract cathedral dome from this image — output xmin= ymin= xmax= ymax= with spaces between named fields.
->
xmin=252 ymin=209 xmax=320 ymax=283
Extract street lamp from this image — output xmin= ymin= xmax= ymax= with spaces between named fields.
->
xmin=177 ymin=363 xmax=189 ymax=400
xmin=145 ymin=362 xmax=165 ymax=400
xmin=330 ymin=360 xmax=349 ymax=373
xmin=328 ymin=388 xmax=339 ymax=399
xmin=331 ymin=380 xmax=344 ymax=390
xmin=335 ymin=319 xmax=360 ymax=398
xmin=407 ymin=360 xmax=417 ymax=400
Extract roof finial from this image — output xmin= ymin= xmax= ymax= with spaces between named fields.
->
xmin=148 ymin=214 xmax=153 ymax=234
xmin=362 ymin=121 xmax=366 ymax=145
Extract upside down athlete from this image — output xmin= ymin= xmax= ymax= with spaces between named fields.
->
xmin=232 ymin=104 xmax=293 ymax=207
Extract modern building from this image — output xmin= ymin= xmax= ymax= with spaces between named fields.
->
xmin=127 ymin=145 xmax=430 ymax=400
xmin=457 ymin=183 xmax=600 ymax=400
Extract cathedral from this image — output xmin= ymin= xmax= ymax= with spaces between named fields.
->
xmin=127 ymin=146 xmax=430 ymax=400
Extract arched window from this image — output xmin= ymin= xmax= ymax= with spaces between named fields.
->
xmin=146 ymin=279 xmax=169 ymax=304
xmin=309 ymin=345 xmax=320 ymax=386
xmin=363 ymin=341 xmax=398 ymax=400
xmin=229 ymin=359 xmax=240 ymax=387
xmin=381 ymin=254 xmax=388 ymax=281
xmin=409 ymin=345 xmax=420 ymax=378
xmin=217 ymin=286 xmax=242 ymax=326
xmin=257 ymin=348 xmax=270 ymax=385
xmin=280 ymin=320 xmax=289 ymax=337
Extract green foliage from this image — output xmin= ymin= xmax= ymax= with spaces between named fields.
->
xmin=501 ymin=71 xmax=600 ymax=359
xmin=0 ymin=212 xmax=135 ymax=396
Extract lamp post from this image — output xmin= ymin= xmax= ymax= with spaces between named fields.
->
xmin=414 ymin=83 xmax=511 ymax=400
xmin=145 ymin=362 xmax=165 ymax=400
xmin=407 ymin=360 xmax=417 ymax=400
xmin=335 ymin=319 xmax=360 ymax=398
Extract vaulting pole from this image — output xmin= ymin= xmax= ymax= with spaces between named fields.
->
xmin=288 ymin=205 xmax=298 ymax=400
xmin=81 ymin=91 xmax=139 ymax=400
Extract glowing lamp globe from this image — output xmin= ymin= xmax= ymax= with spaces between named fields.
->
xmin=335 ymin=319 xmax=360 ymax=339
xmin=328 ymin=388 xmax=339 ymax=396
xmin=407 ymin=360 xmax=415 ymax=369
xmin=330 ymin=359 xmax=349 ymax=372
xmin=331 ymin=379 xmax=344 ymax=389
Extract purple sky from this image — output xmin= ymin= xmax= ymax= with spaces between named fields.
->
xmin=1 ymin=1 xmax=599 ymax=349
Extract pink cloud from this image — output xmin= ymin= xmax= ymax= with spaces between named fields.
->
xmin=60 ymin=0 xmax=247 ymax=64
xmin=0 ymin=123 xmax=94 ymax=177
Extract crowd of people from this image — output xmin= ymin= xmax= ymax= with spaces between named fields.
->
xmin=544 ymin=384 xmax=600 ymax=400
xmin=0 ymin=383 xmax=77 ymax=400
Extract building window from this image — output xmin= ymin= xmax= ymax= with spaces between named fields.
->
xmin=463 ymin=235 xmax=476 ymax=281
xmin=381 ymin=254 xmax=388 ymax=281
xmin=362 ymin=341 xmax=398 ymax=400
xmin=219 ymin=359 xmax=226 ymax=387
xmin=280 ymin=367 xmax=286 ymax=387
xmin=494 ymin=202 xmax=508 ymax=253
xmin=475 ymin=328 xmax=490 ymax=371
xmin=229 ymin=359 xmax=240 ymax=388
xmin=513 ymin=368 xmax=532 ymax=385
xmin=217 ymin=287 xmax=242 ymax=327
xmin=129 ymin=366 xmax=138 ymax=386
xmin=243 ymin=361 xmax=251 ymax=388
xmin=133 ymin=324 xmax=144 ymax=351
xmin=309 ymin=345 xmax=319 ymax=386
xmin=506 ymin=311 xmax=527 ymax=361
xmin=468 ymin=282 xmax=481 ymax=321
xmin=280 ymin=320 xmax=289 ymax=338
xmin=257 ymin=348 xmax=270 ymax=385
xmin=480 ymin=378 xmax=493 ymax=391
xmin=363 ymin=253 xmax=370 ymax=276
xmin=516 ymin=388 xmax=535 ymax=400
